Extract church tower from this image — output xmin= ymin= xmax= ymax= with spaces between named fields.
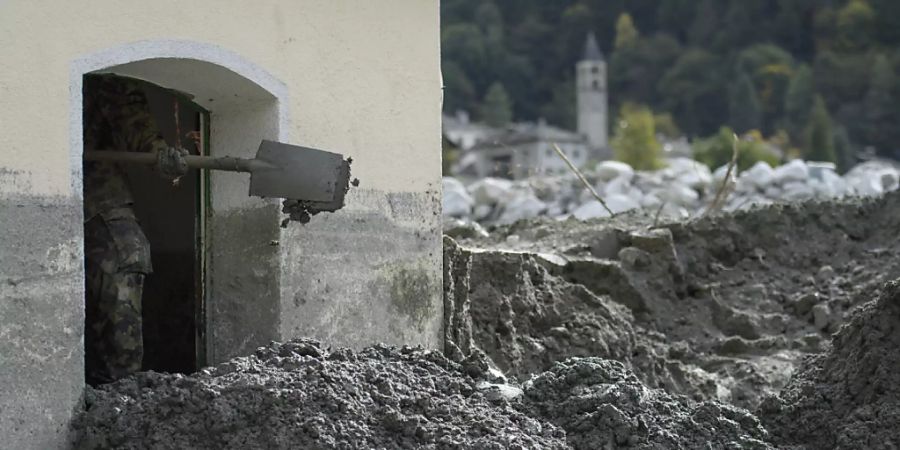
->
xmin=576 ymin=32 xmax=609 ymax=154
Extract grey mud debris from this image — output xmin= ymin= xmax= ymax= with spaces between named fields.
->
xmin=75 ymin=191 xmax=900 ymax=448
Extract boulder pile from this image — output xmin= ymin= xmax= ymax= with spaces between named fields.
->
xmin=443 ymin=158 xmax=900 ymax=228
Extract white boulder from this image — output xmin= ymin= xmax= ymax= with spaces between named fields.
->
xmin=571 ymin=194 xmax=640 ymax=220
xmin=595 ymin=160 xmax=635 ymax=182
xmin=468 ymin=177 xmax=514 ymax=206
xmin=664 ymin=157 xmax=713 ymax=189
xmin=654 ymin=183 xmax=699 ymax=207
xmin=743 ymin=161 xmax=775 ymax=189
xmin=496 ymin=193 xmax=547 ymax=224
xmin=772 ymin=159 xmax=809 ymax=184
xmin=443 ymin=177 xmax=474 ymax=218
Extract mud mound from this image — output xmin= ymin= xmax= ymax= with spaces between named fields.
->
xmin=450 ymin=192 xmax=900 ymax=410
xmin=73 ymin=340 xmax=566 ymax=449
xmin=521 ymin=358 xmax=773 ymax=449
xmin=465 ymin=249 xmax=636 ymax=378
xmin=759 ymin=279 xmax=900 ymax=449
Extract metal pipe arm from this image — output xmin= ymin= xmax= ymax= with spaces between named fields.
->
xmin=83 ymin=150 xmax=274 ymax=173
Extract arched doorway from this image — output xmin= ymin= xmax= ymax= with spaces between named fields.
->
xmin=73 ymin=41 xmax=289 ymax=375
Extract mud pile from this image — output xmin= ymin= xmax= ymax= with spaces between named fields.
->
xmin=74 ymin=339 xmax=774 ymax=449
xmin=759 ymin=280 xmax=900 ymax=449
xmin=522 ymin=358 xmax=773 ymax=449
xmin=448 ymin=191 xmax=900 ymax=410
xmin=74 ymin=340 xmax=567 ymax=449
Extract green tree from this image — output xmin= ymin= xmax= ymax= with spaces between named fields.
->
xmin=609 ymin=32 xmax=682 ymax=108
xmin=833 ymin=125 xmax=855 ymax=173
xmin=804 ymin=95 xmax=837 ymax=163
xmin=863 ymin=54 xmax=898 ymax=153
xmin=653 ymin=112 xmax=681 ymax=139
xmin=729 ymin=72 xmax=762 ymax=133
xmin=611 ymin=103 xmax=664 ymax=170
xmin=693 ymin=127 xmax=780 ymax=171
xmin=481 ymin=82 xmax=513 ymax=127
xmin=784 ymin=64 xmax=815 ymax=140
xmin=614 ymin=13 xmax=639 ymax=49
xmin=736 ymin=44 xmax=795 ymax=133
xmin=658 ymin=48 xmax=727 ymax=136
xmin=836 ymin=0 xmax=876 ymax=51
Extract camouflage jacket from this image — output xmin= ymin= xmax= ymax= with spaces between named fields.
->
xmin=83 ymin=74 xmax=169 ymax=222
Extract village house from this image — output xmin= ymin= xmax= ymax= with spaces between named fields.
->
xmin=448 ymin=33 xmax=610 ymax=180
xmin=0 ymin=2 xmax=442 ymax=448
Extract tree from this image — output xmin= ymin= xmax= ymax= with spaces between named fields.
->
xmin=833 ymin=125 xmax=855 ymax=173
xmin=481 ymin=82 xmax=513 ymax=127
xmin=729 ymin=72 xmax=762 ymax=133
xmin=609 ymin=32 xmax=682 ymax=108
xmin=693 ymin=127 xmax=780 ymax=171
xmin=614 ymin=13 xmax=639 ymax=49
xmin=611 ymin=103 xmax=664 ymax=170
xmin=863 ymin=54 xmax=898 ymax=154
xmin=441 ymin=61 xmax=477 ymax=114
xmin=658 ymin=48 xmax=727 ymax=136
xmin=736 ymin=44 xmax=795 ymax=133
xmin=804 ymin=95 xmax=837 ymax=163
xmin=784 ymin=64 xmax=815 ymax=140
xmin=836 ymin=0 xmax=876 ymax=52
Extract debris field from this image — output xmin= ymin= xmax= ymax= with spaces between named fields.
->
xmin=75 ymin=191 xmax=900 ymax=449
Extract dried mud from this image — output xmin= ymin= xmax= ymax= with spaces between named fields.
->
xmin=75 ymin=192 xmax=900 ymax=448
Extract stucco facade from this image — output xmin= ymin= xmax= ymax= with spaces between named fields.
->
xmin=0 ymin=2 xmax=442 ymax=448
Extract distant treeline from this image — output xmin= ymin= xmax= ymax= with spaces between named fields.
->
xmin=442 ymin=0 xmax=900 ymax=159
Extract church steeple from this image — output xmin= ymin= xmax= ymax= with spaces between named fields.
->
xmin=576 ymin=32 xmax=609 ymax=157
xmin=583 ymin=32 xmax=604 ymax=61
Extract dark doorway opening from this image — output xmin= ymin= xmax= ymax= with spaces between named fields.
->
xmin=82 ymin=74 xmax=208 ymax=379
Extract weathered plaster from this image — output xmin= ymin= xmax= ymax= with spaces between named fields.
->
xmin=0 ymin=195 xmax=83 ymax=450
xmin=1 ymin=2 xmax=441 ymax=448
xmin=279 ymin=187 xmax=443 ymax=349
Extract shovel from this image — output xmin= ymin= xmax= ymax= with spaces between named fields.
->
xmin=84 ymin=140 xmax=353 ymax=224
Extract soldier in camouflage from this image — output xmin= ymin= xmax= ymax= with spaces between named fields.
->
xmin=83 ymin=74 xmax=188 ymax=384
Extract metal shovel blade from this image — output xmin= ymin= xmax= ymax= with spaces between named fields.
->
xmin=249 ymin=140 xmax=351 ymax=208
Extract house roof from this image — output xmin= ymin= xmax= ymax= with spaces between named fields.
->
xmin=471 ymin=121 xmax=585 ymax=149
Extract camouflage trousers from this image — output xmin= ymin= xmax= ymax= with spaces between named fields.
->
xmin=84 ymin=207 xmax=152 ymax=385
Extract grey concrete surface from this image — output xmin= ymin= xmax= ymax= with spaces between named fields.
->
xmin=0 ymin=195 xmax=84 ymax=450
xmin=279 ymin=187 xmax=443 ymax=349
xmin=206 ymin=203 xmax=282 ymax=363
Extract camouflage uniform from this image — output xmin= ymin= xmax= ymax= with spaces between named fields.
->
xmin=83 ymin=75 xmax=169 ymax=384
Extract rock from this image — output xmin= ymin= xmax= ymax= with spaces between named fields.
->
xmin=744 ymin=161 xmax=775 ymax=189
xmin=782 ymin=181 xmax=815 ymax=201
xmin=654 ymin=183 xmax=699 ymax=207
xmin=772 ymin=159 xmax=810 ymax=184
xmin=664 ymin=157 xmax=714 ymax=189
xmin=764 ymin=186 xmax=782 ymax=199
xmin=843 ymin=161 xmax=900 ymax=197
xmin=443 ymin=177 xmax=474 ymax=218
xmin=606 ymin=194 xmax=641 ymax=214
xmin=820 ymin=169 xmax=848 ymax=196
xmin=595 ymin=160 xmax=634 ymax=182
xmin=468 ymin=177 xmax=514 ymax=206
xmin=816 ymin=265 xmax=835 ymax=285
xmin=496 ymin=192 xmax=547 ymax=225
xmin=792 ymin=292 xmax=821 ymax=316
xmin=443 ymin=217 xmax=489 ymax=239
xmin=473 ymin=204 xmax=494 ymax=220
xmin=640 ymin=193 xmax=663 ymax=208
xmin=572 ymin=200 xmax=612 ymax=220
xmin=712 ymin=164 xmax=733 ymax=184
xmin=811 ymin=304 xmax=831 ymax=330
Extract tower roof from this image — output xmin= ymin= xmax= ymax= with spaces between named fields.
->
xmin=583 ymin=32 xmax=604 ymax=61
